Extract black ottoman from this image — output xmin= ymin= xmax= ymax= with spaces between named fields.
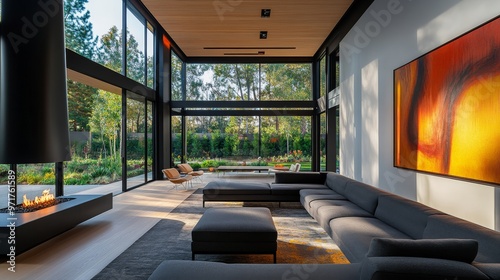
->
xmin=191 ymin=207 xmax=278 ymax=263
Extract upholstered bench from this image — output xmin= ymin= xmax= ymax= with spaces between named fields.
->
xmin=191 ymin=207 xmax=278 ymax=263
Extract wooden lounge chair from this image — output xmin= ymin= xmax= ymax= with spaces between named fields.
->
xmin=162 ymin=168 xmax=193 ymax=189
xmin=178 ymin=163 xmax=204 ymax=182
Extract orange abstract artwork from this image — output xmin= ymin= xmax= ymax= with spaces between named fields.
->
xmin=394 ymin=17 xmax=500 ymax=185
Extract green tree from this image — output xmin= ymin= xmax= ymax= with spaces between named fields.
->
xmin=186 ymin=64 xmax=210 ymax=100
xmin=98 ymin=26 xmax=122 ymax=72
xmin=171 ymin=53 xmax=183 ymax=100
xmin=209 ymin=64 xmax=259 ymax=101
xmin=210 ymin=131 xmax=224 ymax=158
xmin=89 ymin=91 xmax=121 ymax=158
xmin=64 ymin=0 xmax=98 ymax=60
xmin=67 ymin=80 xmax=98 ymax=131
xmin=126 ymin=32 xmax=146 ymax=84
xmin=64 ymin=0 xmax=99 ymax=132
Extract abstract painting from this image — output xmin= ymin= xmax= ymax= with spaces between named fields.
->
xmin=394 ymin=17 xmax=500 ymax=185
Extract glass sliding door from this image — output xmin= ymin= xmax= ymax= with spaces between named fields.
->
xmin=125 ymin=91 xmax=149 ymax=189
xmin=65 ymin=77 xmax=123 ymax=196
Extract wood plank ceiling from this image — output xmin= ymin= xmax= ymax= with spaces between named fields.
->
xmin=141 ymin=0 xmax=354 ymax=57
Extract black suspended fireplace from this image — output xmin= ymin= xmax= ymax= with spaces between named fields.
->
xmin=0 ymin=0 xmax=113 ymax=255
xmin=0 ymin=193 xmax=112 ymax=255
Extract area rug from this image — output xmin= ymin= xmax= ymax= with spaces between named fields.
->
xmin=92 ymin=189 xmax=348 ymax=279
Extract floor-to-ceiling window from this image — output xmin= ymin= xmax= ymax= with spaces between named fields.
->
xmin=171 ymin=116 xmax=183 ymax=165
xmin=62 ymin=0 xmax=156 ymax=194
xmin=126 ymin=4 xmax=155 ymax=88
xmin=64 ymin=78 xmax=123 ymax=195
xmin=326 ymin=49 xmax=341 ymax=172
xmin=171 ymin=52 xmax=184 ymax=165
xmin=125 ymin=91 xmax=154 ymax=189
xmin=64 ymin=0 xmax=123 ymax=71
xmin=172 ymin=63 xmax=314 ymax=170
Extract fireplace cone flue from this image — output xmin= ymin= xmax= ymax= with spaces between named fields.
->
xmin=0 ymin=0 xmax=71 ymax=163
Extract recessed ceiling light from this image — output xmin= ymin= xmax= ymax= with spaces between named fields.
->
xmin=261 ymin=9 xmax=271 ymax=18
xmin=260 ymin=31 xmax=268 ymax=39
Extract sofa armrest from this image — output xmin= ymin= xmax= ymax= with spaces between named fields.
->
xmin=473 ymin=263 xmax=500 ymax=280
xmin=360 ymin=256 xmax=490 ymax=280
xmin=274 ymin=172 xmax=327 ymax=184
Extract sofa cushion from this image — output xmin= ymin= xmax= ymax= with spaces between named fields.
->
xmin=324 ymin=173 xmax=353 ymax=194
xmin=270 ymin=183 xmax=327 ymax=195
xmin=302 ymin=194 xmax=347 ymax=213
xmin=423 ymin=215 xmax=500 ymax=263
xmin=374 ymin=195 xmax=443 ymax=239
xmin=329 ymin=217 xmax=411 ymax=263
xmin=360 ymin=256 xmax=489 ymax=280
xmin=300 ymin=189 xmax=346 ymax=213
xmin=316 ymin=202 xmax=372 ymax=229
xmin=203 ymin=181 xmax=271 ymax=195
xmin=343 ymin=180 xmax=387 ymax=214
xmin=309 ymin=199 xmax=353 ymax=218
xmin=366 ymin=238 xmax=479 ymax=263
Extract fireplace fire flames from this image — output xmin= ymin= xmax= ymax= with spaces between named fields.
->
xmin=0 ymin=189 xmax=74 ymax=214
xmin=23 ymin=189 xmax=56 ymax=209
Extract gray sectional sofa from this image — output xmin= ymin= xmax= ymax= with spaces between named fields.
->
xmin=149 ymin=172 xmax=500 ymax=280
xmin=202 ymin=172 xmax=328 ymax=207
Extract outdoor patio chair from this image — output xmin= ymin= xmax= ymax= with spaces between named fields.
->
xmin=294 ymin=163 xmax=301 ymax=172
xmin=178 ymin=163 xmax=204 ymax=182
xmin=272 ymin=163 xmax=301 ymax=172
xmin=162 ymin=168 xmax=193 ymax=189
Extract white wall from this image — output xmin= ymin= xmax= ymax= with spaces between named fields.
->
xmin=339 ymin=0 xmax=500 ymax=229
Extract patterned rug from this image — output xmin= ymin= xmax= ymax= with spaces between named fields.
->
xmin=92 ymin=189 xmax=348 ymax=279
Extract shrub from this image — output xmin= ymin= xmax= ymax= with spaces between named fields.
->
xmin=41 ymin=165 xmax=54 ymax=175
xmin=90 ymin=166 xmax=110 ymax=178
xmin=249 ymin=161 xmax=268 ymax=166
xmin=18 ymin=173 xmax=43 ymax=185
xmin=189 ymin=162 xmax=201 ymax=171
xmin=201 ymin=159 xmax=219 ymax=168
xmin=41 ymin=172 xmax=55 ymax=184
xmin=0 ymin=164 xmax=10 ymax=177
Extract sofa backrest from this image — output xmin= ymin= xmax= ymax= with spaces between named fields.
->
xmin=274 ymin=172 xmax=327 ymax=184
xmin=374 ymin=195 xmax=443 ymax=239
xmin=325 ymin=173 xmax=353 ymax=194
xmin=342 ymin=180 xmax=388 ymax=214
xmin=423 ymin=215 xmax=500 ymax=263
